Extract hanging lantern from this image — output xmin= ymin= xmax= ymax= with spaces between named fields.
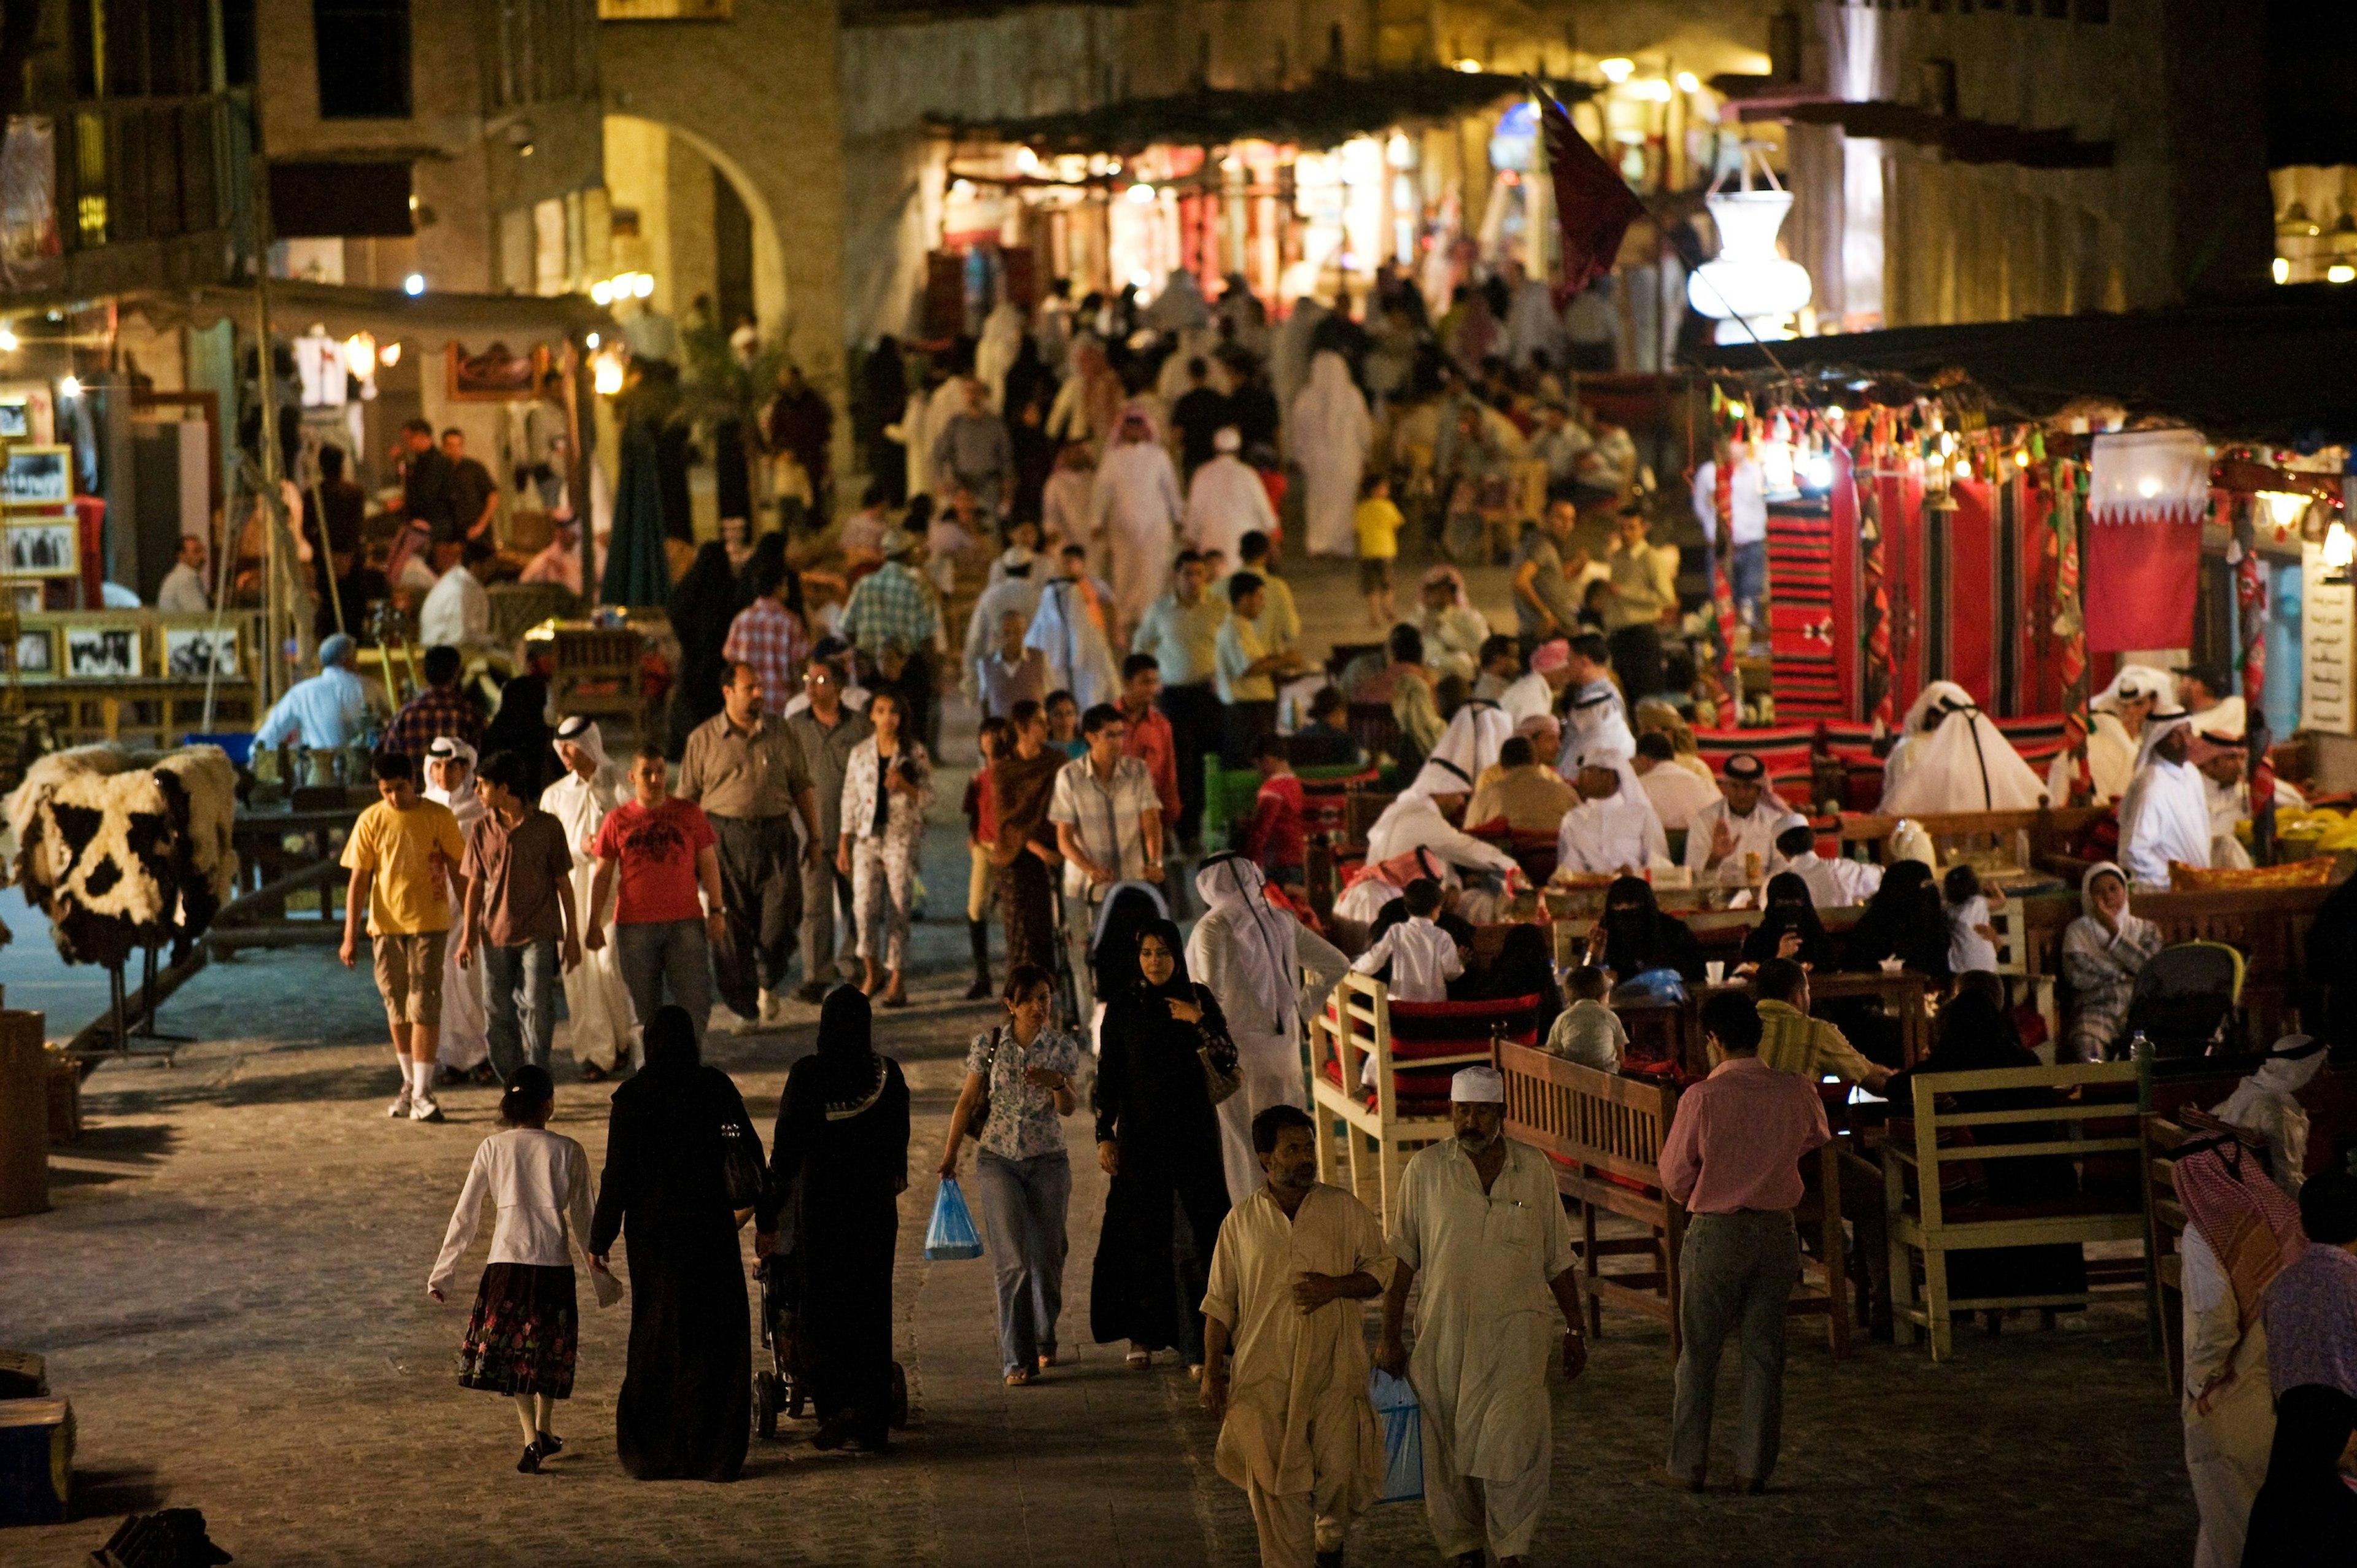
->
xmin=1687 ymin=187 xmax=1813 ymax=346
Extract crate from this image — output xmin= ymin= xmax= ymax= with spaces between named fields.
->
xmin=0 ymin=1397 xmax=71 ymax=1527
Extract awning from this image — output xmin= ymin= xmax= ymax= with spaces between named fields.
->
xmin=142 ymin=282 xmax=613 ymax=354
xmin=1703 ymin=284 xmax=2357 ymax=446
xmin=1732 ymin=98 xmax=2112 ymax=170
xmin=927 ymin=68 xmax=1575 ymax=155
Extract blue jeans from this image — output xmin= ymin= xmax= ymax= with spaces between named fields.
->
xmin=482 ymin=938 xmax=559 ymax=1081
xmin=1716 ymin=538 xmax=1768 ymax=623
xmin=615 ymin=918 xmax=713 ymax=1046
xmin=975 ymin=1149 xmax=1072 ymax=1375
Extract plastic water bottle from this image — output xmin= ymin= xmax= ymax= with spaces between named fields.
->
xmin=2127 ymin=1029 xmax=2151 ymax=1065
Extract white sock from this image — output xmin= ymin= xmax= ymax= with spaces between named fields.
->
xmin=410 ymin=1059 xmax=435 ymax=1097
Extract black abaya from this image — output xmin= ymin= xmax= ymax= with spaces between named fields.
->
xmin=1091 ymin=979 xmax=1232 ymax=1358
xmin=587 ymin=1060 xmax=759 ymax=1481
xmin=666 ymin=541 xmax=738 ymax=757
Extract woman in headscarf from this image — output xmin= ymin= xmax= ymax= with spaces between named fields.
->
xmin=1470 ymin=921 xmax=1563 ymax=1035
xmin=425 ymin=736 xmax=492 ymax=1083
xmin=2175 ymin=1135 xmax=2306 ymax=1568
xmin=1740 ymin=871 xmax=1834 ymax=971
xmin=2048 ymin=663 xmax=2174 ymax=805
xmin=2060 ymin=861 xmax=2162 ymax=1062
xmin=1886 ymin=984 xmax=2088 ymax=1328
xmin=1086 ymin=881 xmax=1170 ymax=1054
xmin=1582 ymin=875 xmax=1705 ymax=981
xmin=756 ymin=986 xmax=909 ymax=1453
xmin=482 ymin=675 xmax=556 ymax=800
xmin=1288 ymin=349 xmax=1372 ymax=557
xmin=586 ymin=1005 xmax=760 ymax=1480
xmin=1188 ymin=855 xmax=1350 ymax=1202
xmin=1843 ymin=860 xmax=1951 ymax=982
xmin=541 ymin=717 xmax=637 ymax=1079
xmin=665 ymin=542 xmax=739 ymax=758
xmin=1091 ymin=918 xmax=1235 ymax=1370
xmin=857 ymin=338 xmax=910 ymax=507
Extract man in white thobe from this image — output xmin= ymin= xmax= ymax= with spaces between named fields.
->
xmin=539 ymin=717 xmax=637 ymax=1074
xmin=1190 ymin=855 xmax=1352 ymax=1205
xmin=1768 ymin=817 xmax=1882 ymax=909
xmin=1184 ymin=428 xmax=1278 ymax=562
xmin=1342 ymin=760 xmax=1521 ymax=926
xmin=1379 ymin=1069 xmax=1585 ymax=1568
xmin=961 ymin=546 xmax=1045 ymax=701
xmin=1556 ymin=763 xmax=1660 ymax=877
xmin=2208 ymin=1033 xmax=2329 ymax=1199
xmin=2117 ymin=710 xmax=2211 ymax=892
xmin=1682 ymin=752 xmax=1786 ymax=889
xmin=1089 ymin=412 xmax=1184 ymax=639
xmin=1025 ymin=548 xmax=1121 ymax=711
xmin=1201 ymin=1105 xmax=1395 ymax=1568
xmin=1553 ymin=636 xmax=1633 ymax=777
xmin=1497 ymin=637 xmax=1572 ymax=725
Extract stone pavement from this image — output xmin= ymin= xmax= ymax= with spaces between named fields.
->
xmin=0 ymin=720 xmax=2198 ymax=1567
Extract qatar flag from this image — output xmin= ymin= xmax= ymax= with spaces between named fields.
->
xmin=2084 ymin=428 xmax=2207 ymax=652
xmin=1540 ymin=90 xmax=1647 ymax=302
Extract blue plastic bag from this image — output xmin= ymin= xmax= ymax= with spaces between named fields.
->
xmin=924 ymin=1176 xmax=983 ymax=1261
xmin=1368 ymin=1369 xmax=1423 ymax=1502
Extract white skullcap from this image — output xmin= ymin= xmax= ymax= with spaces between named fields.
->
xmin=1450 ymin=1067 xmax=1506 ymax=1103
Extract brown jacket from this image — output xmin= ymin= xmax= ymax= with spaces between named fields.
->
xmin=989 ymin=747 xmax=1065 ymax=868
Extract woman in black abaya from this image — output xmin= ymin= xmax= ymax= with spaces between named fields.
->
xmin=1585 ymin=875 xmax=1706 ymax=982
xmin=1090 ymin=919 xmax=1234 ymax=1370
xmin=756 ymin=986 xmax=910 ymax=1452
xmin=586 ymin=1005 xmax=757 ymax=1481
xmin=1740 ymin=873 xmax=1835 ymax=971
xmin=666 ymin=541 xmax=740 ymax=758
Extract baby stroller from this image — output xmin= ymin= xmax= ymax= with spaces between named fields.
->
xmin=2125 ymin=941 xmax=2246 ymax=1069
xmin=753 ymin=1246 xmax=910 ymax=1440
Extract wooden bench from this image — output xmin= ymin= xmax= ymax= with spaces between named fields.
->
xmin=1833 ymin=805 xmax=2110 ymax=869
xmin=1307 ymin=975 xmax=1539 ymax=1227
xmin=1882 ymin=1059 xmax=2150 ymax=1361
xmin=1497 ymin=1041 xmax=1849 ymax=1358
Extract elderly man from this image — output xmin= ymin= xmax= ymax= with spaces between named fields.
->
xmin=1201 ymin=1105 xmax=1395 ymax=1568
xmin=2118 ymin=708 xmax=2210 ymax=892
xmin=677 ymin=662 xmax=821 ymax=1029
xmin=1658 ymin=991 xmax=1829 ymax=1493
xmin=1133 ymin=549 xmax=1226 ymax=851
xmin=963 ymin=545 xmax=1046 ymax=702
xmin=255 ymin=632 xmax=373 ymax=774
xmin=1682 ymin=752 xmax=1784 ymax=889
xmin=1185 ymin=427 xmax=1279 ymax=562
xmin=1379 ymin=1067 xmax=1585 ymax=1568
xmin=1632 ymin=732 xmax=1720 ymax=833
xmin=1556 ymin=760 xmax=1660 ymax=877
xmin=930 ymin=376 xmax=1015 ymax=516
xmin=1498 ymin=637 xmax=1572 ymax=725
xmin=783 ymin=655 xmax=874 ymax=1002
xmin=540 ymin=717 xmax=636 ymax=1077
xmin=1050 ymin=702 xmax=1164 ymax=1016
xmin=2190 ymin=709 xmax=2302 ymax=870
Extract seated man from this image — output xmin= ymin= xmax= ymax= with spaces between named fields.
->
xmin=1682 ymin=752 xmax=1784 ymax=889
xmin=1750 ymin=958 xmax=1892 ymax=1092
xmin=1768 ymin=817 xmax=1881 ymax=910
xmin=1632 ymin=731 xmax=1719 ymax=832
xmin=1470 ymin=634 xmax=1523 ymax=703
xmin=1556 ymin=762 xmax=1660 ymax=878
xmin=1288 ymin=683 xmax=1368 ymax=769
xmin=1465 ymin=736 xmax=1576 ymax=835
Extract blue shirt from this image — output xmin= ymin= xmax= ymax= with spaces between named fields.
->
xmin=255 ymin=665 xmax=369 ymax=749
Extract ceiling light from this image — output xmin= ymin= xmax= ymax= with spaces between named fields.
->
xmin=1676 ymin=71 xmax=1701 ymax=93
xmin=1125 ymin=182 xmax=1157 ymax=204
xmin=57 ymin=374 xmax=79 ymax=399
xmin=1599 ymin=57 xmax=1635 ymax=83
xmin=403 ymin=273 xmax=426 ymax=296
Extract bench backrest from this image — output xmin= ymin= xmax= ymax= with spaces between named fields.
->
xmin=1897 ymin=1059 xmax=2144 ymax=1221
xmin=1498 ymin=1039 xmax=1679 ymax=1189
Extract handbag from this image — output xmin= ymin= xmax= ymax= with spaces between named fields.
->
xmin=720 ymin=1119 xmax=767 ymax=1211
xmin=967 ymin=1028 xmax=1002 ymax=1140
xmin=1197 ymin=1014 xmax=1243 ymax=1106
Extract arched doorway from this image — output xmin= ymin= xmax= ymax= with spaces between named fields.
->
xmin=600 ymin=114 xmax=788 ymax=343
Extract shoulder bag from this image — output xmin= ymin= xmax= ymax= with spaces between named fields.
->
xmin=1194 ymin=998 xmax=1243 ymax=1105
xmin=720 ymin=1118 xmax=767 ymax=1210
xmin=967 ymin=1028 xmax=1002 ymax=1140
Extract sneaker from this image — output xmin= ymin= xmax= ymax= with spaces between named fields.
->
xmin=759 ymin=989 xmax=789 ymax=1025
xmin=794 ymin=979 xmax=832 ymax=1005
xmin=387 ymin=1087 xmax=412 ymax=1118
xmin=410 ymin=1092 xmax=446 ymax=1124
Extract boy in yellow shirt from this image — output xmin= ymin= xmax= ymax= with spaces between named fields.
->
xmin=1353 ymin=473 xmax=1403 ymax=629
xmin=342 ymin=750 xmax=471 ymax=1122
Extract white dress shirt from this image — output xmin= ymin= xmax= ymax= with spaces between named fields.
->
xmin=420 ymin=565 xmax=495 ymax=651
xmin=427 ymin=1127 xmax=595 ymax=1297
xmin=1557 ymin=794 xmax=1658 ymax=876
xmin=157 ymin=561 xmax=210 ymax=613
xmin=1350 ymin=915 xmax=1461 ymax=1002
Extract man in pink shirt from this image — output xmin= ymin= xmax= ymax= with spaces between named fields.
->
xmin=1657 ymin=991 xmax=1829 ymax=1494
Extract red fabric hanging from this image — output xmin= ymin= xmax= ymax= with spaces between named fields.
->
xmin=1946 ymin=479 xmax=1997 ymax=703
xmin=2083 ymin=517 xmax=2200 ymax=652
xmin=1541 ymin=93 xmax=1647 ymax=301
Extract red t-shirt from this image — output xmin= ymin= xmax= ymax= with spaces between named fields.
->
xmin=1244 ymin=772 xmax=1307 ymax=870
xmin=592 ymin=797 xmax=716 ymax=926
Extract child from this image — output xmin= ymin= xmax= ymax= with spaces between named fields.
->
xmin=1350 ymin=876 xmax=1460 ymax=1001
xmin=1944 ymin=863 xmax=2005 ymax=975
xmin=343 ymin=750 xmax=471 ymax=1123
xmin=1544 ymin=965 xmax=1627 ymax=1072
xmin=1353 ymin=472 xmax=1403 ymax=628
xmin=427 ymin=1065 xmax=615 ymax=1473
xmin=963 ymin=717 xmax=1012 ymax=999
xmin=1240 ymin=733 xmax=1306 ymax=889
xmin=1045 ymin=690 xmax=1085 ymax=759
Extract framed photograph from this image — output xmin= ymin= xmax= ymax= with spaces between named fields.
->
xmin=4 ymin=520 xmax=75 ymax=576
xmin=1 ymin=444 xmax=71 ymax=507
xmin=161 ymin=624 xmax=239 ymax=679
xmin=11 ymin=583 xmax=41 ymax=616
xmin=447 ymin=340 xmax=549 ymax=402
xmin=8 ymin=626 xmax=52 ymax=681
xmin=0 ymin=400 xmax=31 ymax=440
xmin=63 ymin=622 xmax=141 ymax=679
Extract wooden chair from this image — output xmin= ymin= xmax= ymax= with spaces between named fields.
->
xmin=1881 ymin=1059 xmax=2150 ymax=1360
xmin=2142 ymin=1110 xmax=2197 ymax=1394
xmin=1307 ymin=975 xmax=1537 ymax=1227
xmin=535 ymin=623 xmax=644 ymax=726
xmin=1497 ymin=1042 xmax=1849 ymax=1358
xmin=1989 ymin=904 xmax=2059 ymax=1049
xmin=1345 ymin=702 xmax=1399 ymax=765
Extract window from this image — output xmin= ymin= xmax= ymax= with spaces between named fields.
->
xmin=314 ymin=0 xmax=411 ymax=119
xmin=597 ymin=0 xmax=730 ymax=17
xmin=270 ymin=160 xmax=414 ymax=237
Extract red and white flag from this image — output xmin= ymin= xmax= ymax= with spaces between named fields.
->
xmin=1540 ymin=89 xmax=1647 ymax=302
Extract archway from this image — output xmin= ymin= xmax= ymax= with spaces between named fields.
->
xmin=600 ymin=114 xmax=789 ymax=347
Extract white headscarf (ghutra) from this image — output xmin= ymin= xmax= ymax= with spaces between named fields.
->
xmin=1195 ymin=854 xmax=1304 ymax=1038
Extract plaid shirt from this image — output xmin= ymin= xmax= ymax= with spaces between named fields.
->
xmin=380 ymin=685 xmax=482 ymax=760
xmin=720 ymin=597 xmax=808 ymax=714
xmin=840 ymin=562 xmax=940 ymax=655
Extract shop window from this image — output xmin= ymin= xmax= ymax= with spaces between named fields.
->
xmin=314 ymin=0 xmax=412 ymax=120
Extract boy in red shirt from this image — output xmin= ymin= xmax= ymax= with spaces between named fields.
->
xmin=963 ymin=716 xmax=1012 ymax=999
xmin=1240 ymin=733 xmax=1307 ymax=889
xmin=586 ymin=744 xmax=726 ymax=1046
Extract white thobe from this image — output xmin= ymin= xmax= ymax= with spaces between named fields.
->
xmin=1024 ymin=578 xmax=1121 ymax=711
xmin=1556 ymin=679 xmax=1636 ymax=772
xmin=1418 ymin=605 xmax=1490 ymax=684
xmin=420 ymin=568 xmax=495 ymax=652
xmin=1636 ymin=764 xmax=1720 ymax=833
xmin=540 ymin=763 xmax=637 ymax=1068
xmin=1557 ymin=794 xmax=1658 ymax=876
xmin=1189 ymin=906 xmax=1350 ymax=1206
xmin=1289 ymin=350 xmax=1371 ymax=557
xmin=2180 ymin=1226 xmax=2277 ymax=1568
xmin=2118 ymin=759 xmax=2211 ymax=891
xmin=961 ymin=574 xmax=1043 ymax=698
xmin=1391 ymin=1139 xmax=1577 ymax=1562
xmin=1682 ymin=797 xmax=1787 ymax=888
xmin=1183 ymin=454 xmax=1278 ymax=560
xmin=1775 ymin=849 xmax=1883 ymax=910
xmin=1363 ymin=795 xmax=1519 ymax=886
xmin=427 ymin=784 xmax=490 ymax=1072
xmin=2047 ymin=711 xmax=2141 ymax=804
xmin=1497 ymin=671 xmax=1556 ymax=725
xmin=1089 ymin=442 xmax=1183 ymax=633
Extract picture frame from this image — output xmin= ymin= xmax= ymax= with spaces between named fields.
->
xmin=4 ymin=519 xmax=76 ymax=576
xmin=0 ymin=400 xmax=31 ymax=441
xmin=12 ymin=583 xmax=41 ymax=616
xmin=63 ymin=621 xmax=141 ymax=679
xmin=160 ymin=622 xmax=240 ymax=679
xmin=9 ymin=625 xmax=52 ymax=681
xmin=446 ymin=340 xmax=551 ymax=402
xmin=1 ymin=444 xmax=72 ymax=508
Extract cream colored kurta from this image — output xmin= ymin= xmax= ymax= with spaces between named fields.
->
xmin=1392 ymin=1140 xmax=1577 ymax=1486
xmin=1202 ymin=1184 xmax=1396 ymax=1504
xmin=540 ymin=762 xmax=637 ymax=1068
xmin=2181 ymin=1226 xmax=2277 ymax=1568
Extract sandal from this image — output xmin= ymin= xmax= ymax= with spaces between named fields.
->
xmin=1005 ymin=1369 xmax=1032 ymax=1386
xmin=1124 ymin=1348 xmax=1150 ymax=1369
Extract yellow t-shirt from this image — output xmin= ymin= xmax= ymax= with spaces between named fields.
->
xmin=341 ymin=798 xmax=469 ymax=935
xmin=1353 ymin=496 xmax=1403 ymax=560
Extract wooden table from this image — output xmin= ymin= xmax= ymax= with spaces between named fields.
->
xmin=1612 ymin=969 xmax=1933 ymax=1076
